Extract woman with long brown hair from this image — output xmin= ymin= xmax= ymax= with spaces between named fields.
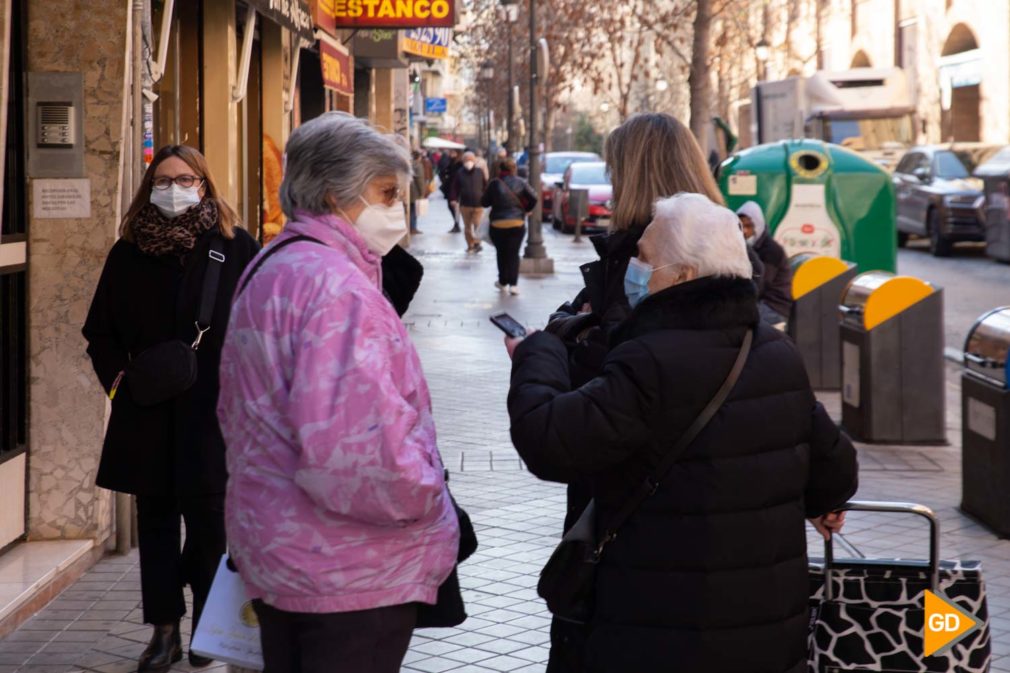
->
xmin=82 ymin=145 xmax=259 ymax=673
xmin=541 ymin=113 xmax=727 ymax=673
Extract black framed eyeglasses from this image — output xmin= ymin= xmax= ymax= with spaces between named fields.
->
xmin=152 ymin=175 xmax=205 ymax=190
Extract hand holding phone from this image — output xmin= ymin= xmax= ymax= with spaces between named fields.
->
xmin=490 ymin=313 xmax=527 ymax=339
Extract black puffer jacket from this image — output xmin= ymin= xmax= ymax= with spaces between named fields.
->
xmin=754 ymin=233 xmax=793 ymax=317
xmin=509 ymin=276 xmax=858 ymax=673
xmin=481 ymin=174 xmax=537 ymax=222
xmin=451 ymin=166 xmax=487 ymax=207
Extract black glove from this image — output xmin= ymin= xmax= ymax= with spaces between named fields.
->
xmin=544 ymin=311 xmax=599 ymax=343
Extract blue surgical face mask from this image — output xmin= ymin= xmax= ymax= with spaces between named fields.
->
xmin=624 ymin=257 xmax=674 ymax=308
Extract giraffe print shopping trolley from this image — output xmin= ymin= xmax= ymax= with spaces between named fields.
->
xmin=808 ymin=501 xmax=991 ymax=672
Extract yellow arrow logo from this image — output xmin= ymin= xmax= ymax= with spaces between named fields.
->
xmin=924 ymin=590 xmax=980 ymax=657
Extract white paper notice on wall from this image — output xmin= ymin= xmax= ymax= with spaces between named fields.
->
xmin=967 ymin=397 xmax=997 ymax=442
xmin=728 ymin=174 xmax=758 ymax=196
xmin=32 ymin=178 xmax=91 ymax=219
xmin=842 ymin=341 xmax=860 ymax=408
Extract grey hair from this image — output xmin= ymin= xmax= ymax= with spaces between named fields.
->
xmin=647 ymin=193 xmax=753 ymax=280
xmin=280 ymin=112 xmax=412 ymax=218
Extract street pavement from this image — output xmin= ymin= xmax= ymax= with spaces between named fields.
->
xmin=0 ymin=197 xmax=1008 ymax=672
xmin=897 ymin=239 xmax=1010 ymax=350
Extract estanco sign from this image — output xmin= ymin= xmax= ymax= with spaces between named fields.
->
xmin=320 ymin=41 xmax=353 ymax=95
xmin=317 ymin=0 xmax=455 ymax=29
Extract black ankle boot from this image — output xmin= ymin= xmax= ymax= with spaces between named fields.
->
xmin=138 ymin=623 xmax=182 ymax=673
xmin=189 ymin=651 xmax=214 ymax=667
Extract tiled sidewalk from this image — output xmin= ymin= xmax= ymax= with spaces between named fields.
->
xmin=1 ymin=200 xmax=1008 ymax=672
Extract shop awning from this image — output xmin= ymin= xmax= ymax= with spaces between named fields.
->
xmin=422 ymin=137 xmax=466 ymax=150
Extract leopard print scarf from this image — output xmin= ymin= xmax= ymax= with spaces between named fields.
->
xmin=131 ymin=199 xmax=219 ymax=257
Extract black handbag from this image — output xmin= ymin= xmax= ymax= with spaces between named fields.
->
xmin=808 ymin=501 xmax=992 ymax=672
xmin=128 ymin=238 xmax=226 ymax=407
xmin=417 ymin=471 xmax=478 ymax=629
xmin=537 ymin=329 xmax=754 ymax=624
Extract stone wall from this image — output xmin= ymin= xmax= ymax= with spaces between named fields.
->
xmin=26 ymin=1 xmax=127 ymax=540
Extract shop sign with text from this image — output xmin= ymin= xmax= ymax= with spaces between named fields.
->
xmin=319 ymin=0 xmax=455 ymax=29
xmin=403 ymin=27 xmax=451 ymax=59
xmin=321 ymin=41 xmax=353 ymax=95
xmin=248 ymin=0 xmax=315 ymax=41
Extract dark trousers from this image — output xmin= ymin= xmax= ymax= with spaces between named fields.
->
xmin=489 ymin=224 xmax=526 ymax=286
xmin=136 ymin=493 xmax=226 ymax=630
xmin=253 ymin=600 xmax=417 ymax=673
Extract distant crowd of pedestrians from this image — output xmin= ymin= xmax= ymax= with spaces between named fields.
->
xmin=82 ymin=110 xmax=857 ymax=673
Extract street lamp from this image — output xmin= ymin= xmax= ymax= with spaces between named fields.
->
xmin=755 ymin=38 xmax=770 ymax=80
xmin=520 ymin=0 xmax=553 ymax=273
xmin=600 ymin=102 xmax=610 ymax=113
xmin=479 ymin=60 xmax=495 ymax=148
xmin=655 ymin=79 xmax=669 ymax=93
xmin=499 ymin=0 xmax=520 ymax=152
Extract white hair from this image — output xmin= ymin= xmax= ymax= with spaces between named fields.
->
xmin=279 ymin=112 xmax=411 ymax=219
xmin=647 ymin=193 xmax=753 ymax=280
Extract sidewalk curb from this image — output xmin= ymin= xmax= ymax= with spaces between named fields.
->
xmin=944 ymin=347 xmax=964 ymax=365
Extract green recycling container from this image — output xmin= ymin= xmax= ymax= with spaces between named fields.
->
xmin=719 ymin=139 xmax=897 ymax=273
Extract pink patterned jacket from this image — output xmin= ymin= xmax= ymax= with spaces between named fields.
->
xmin=218 ymin=211 xmax=459 ymax=614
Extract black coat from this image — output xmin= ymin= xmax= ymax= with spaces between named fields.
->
xmin=82 ymin=228 xmax=260 ymax=497
xmin=509 ymin=276 xmax=858 ymax=673
xmin=754 ymin=233 xmax=793 ymax=317
xmin=451 ymin=166 xmax=487 ymax=207
xmin=481 ymin=175 xmax=537 ymax=222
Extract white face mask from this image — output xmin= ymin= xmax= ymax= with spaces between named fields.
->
xmin=464 ymin=161 xmax=476 ymax=171
xmin=346 ymin=195 xmax=406 ymax=256
xmin=151 ymin=184 xmax=202 ymax=218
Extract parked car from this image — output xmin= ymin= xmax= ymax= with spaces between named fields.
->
xmin=540 ymin=151 xmax=601 ymax=221
xmin=892 ymin=144 xmax=1001 ymax=256
xmin=553 ymin=161 xmax=612 ymax=234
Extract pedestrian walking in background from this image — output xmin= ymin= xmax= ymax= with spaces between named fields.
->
xmin=538 ymin=112 xmax=738 ymax=672
xmin=482 ymin=157 xmax=536 ymax=294
xmin=82 ymin=145 xmax=259 ymax=673
xmin=218 ymin=112 xmax=459 ymax=673
xmin=506 ymin=193 xmax=858 ymax=673
xmin=452 ymin=151 xmax=489 ymax=253
xmin=410 ymin=149 xmax=427 ymax=234
xmin=737 ymin=200 xmax=794 ymax=327
xmin=438 ymin=149 xmax=462 ymax=232
xmin=490 ymin=146 xmax=509 ymax=180
xmin=474 ymin=148 xmax=490 ymax=181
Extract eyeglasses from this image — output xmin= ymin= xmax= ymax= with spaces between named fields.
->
xmin=380 ymin=186 xmax=402 ymax=203
xmin=152 ymin=175 xmax=205 ymax=190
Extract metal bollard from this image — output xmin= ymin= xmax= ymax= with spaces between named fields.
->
xmin=839 ymin=271 xmax=945 ymax=444
xmin=569 ymin=188 xmax=589 ymax=243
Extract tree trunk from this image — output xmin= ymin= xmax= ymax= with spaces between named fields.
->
xmin=689 ymin=0 xmax=713 ymax=155
xmin=544 ymin=99 xmax=557 ymax=152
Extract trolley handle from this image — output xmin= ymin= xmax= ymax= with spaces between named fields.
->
xmin=822 ymin=500 xmax=939 ymax=601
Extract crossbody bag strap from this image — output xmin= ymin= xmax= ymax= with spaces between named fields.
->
xmin=236 ymin=234 xmax=325 ymax=297
xmin=191 ymin=237 xmax=226 ymax=350
xmin=593 ymin=328 xmax=754 ymax=558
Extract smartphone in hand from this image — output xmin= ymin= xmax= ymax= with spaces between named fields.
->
xmin=490 ymin=313 xmax=527 ymax=339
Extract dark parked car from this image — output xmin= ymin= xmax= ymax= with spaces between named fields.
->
xmin=553 ymin=161 xmax=612 ymax=234
xmin=892 ymin=144 xmax=1000 ymax=256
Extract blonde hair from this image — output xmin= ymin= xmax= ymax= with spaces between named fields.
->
xmin=121 ymin=145 xmax=239 ymax=240
xmin=604 ymin=113 xmax=723 ymax=231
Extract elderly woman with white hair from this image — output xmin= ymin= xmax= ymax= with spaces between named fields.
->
xmin=217 ymin=112 xmax=459 ymax=673
xmin=506 ymin=193 xmax=858 ymax=673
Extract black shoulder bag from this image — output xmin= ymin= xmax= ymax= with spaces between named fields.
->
xmin=127 ymin=238 xmax=228 ymax=407
xmin=537 ymin=329 xmax=754 ymax=624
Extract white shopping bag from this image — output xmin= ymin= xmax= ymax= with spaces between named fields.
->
xmin=191 ymin=555 xmax=264 ymax=671
xmin=415 ymin=198 xmax=429 ymax=218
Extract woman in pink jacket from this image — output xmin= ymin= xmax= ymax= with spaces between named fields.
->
xmin=217 ymin=112 xmax=459 ymax=673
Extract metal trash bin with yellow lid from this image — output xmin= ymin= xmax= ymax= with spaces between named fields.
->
xmin=787 ymin=253 xmax=858 ymax=390
xmin=961 ymin=307 xmax=1010 ymax=536
xmin=839 ymin=271 xmax=945 ymax=444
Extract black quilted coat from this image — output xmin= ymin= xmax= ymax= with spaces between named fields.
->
xmin=509 ymin=276 xmax=858 ymax=673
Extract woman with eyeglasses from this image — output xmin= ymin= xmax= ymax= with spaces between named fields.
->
xmin=82 ymin=145 xmax=259 ymax=673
